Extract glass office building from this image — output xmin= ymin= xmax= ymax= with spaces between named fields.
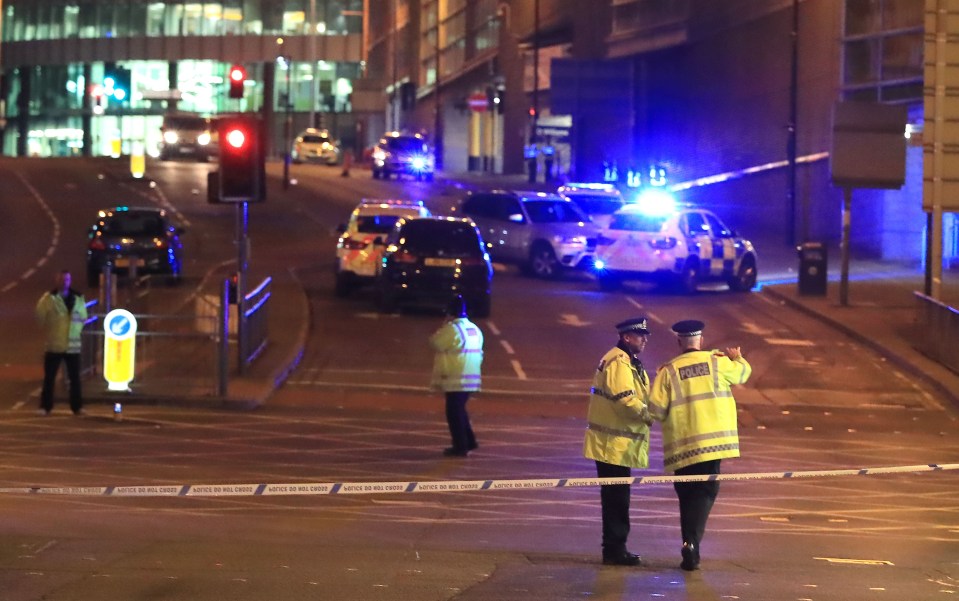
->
xmin=0 ymin=0 xmax=364 ymax=157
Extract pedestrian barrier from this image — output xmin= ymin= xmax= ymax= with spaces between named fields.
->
xmin=0 ymin=463 xmax=955 ymax=498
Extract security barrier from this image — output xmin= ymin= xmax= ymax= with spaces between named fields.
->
xmin=1 ymin=463 xmax=955 ymax=497
xmin=914 ymin=291 xmax=959 ymax=374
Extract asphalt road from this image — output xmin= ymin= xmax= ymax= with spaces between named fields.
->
xmin=0 ymin=157 xmax=957 ymax=600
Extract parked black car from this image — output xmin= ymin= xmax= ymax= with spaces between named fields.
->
xmin=377 ymin=216 xmax=492 ymax=317
xmin=86 ymin=207 xmax=185 ymax=287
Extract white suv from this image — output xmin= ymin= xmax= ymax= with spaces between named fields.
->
xmin=335 ymin=199 xmax=431 ymax=296
xmin=593 ymin=203 xmax=758 ymax=293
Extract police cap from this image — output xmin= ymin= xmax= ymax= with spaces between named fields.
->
xmin=671 ymin=319 xmax=705 ymax=337
xmin=616 ymin=317 xmax=650 ymax=335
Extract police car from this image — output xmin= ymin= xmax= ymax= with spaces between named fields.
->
xmin=335 ymin=199 xmax=432 ymax=296
xmin=557 ymin=182 xmax=625 ymax=228
xmin=592 ymin=193 xmax=758 ymax=293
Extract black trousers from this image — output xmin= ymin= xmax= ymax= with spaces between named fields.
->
xmin=596 ymin=460 xmax=632 ymax=554
xmin=445 ymin=391 xmax=476 ymax=451
xmin=673 ymin=459 xmax=721 ymax=551
xmin=40 ymin=352 xmax=82 ymax=413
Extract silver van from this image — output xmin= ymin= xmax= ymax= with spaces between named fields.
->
xmin=460 ymin=190 xmax=598 ymax=278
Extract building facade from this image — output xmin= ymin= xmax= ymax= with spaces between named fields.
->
xmin=0 ymin=0 xmax=365 ymax=158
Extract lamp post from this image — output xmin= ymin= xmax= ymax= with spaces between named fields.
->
xmin=527 ymin=0 xmax=540 ymax=183
xmin=309 ymin=0 xmax=317 ymax=129
xmin=433 ymin=15 xmax=443 ymax=171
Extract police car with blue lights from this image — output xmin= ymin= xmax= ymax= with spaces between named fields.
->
xmin=335 ymin=199 xmax=432 ymax=296
xmin=592 ymin=190 xmax=758 ymax=293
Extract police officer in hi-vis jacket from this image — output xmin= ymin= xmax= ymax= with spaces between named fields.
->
xmin=583 ymin=317 xmax=654 ymax=567
xmin=649 ymin=319 xmax=751 ymax=571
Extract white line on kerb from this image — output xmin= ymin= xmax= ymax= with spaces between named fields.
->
xmin=499 ymin=340 xmax=515 ymax=355
xmin=510 ymin=360 xmax=528 ymax=380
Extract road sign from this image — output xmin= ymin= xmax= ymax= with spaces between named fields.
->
xmin=104 ymin=309 xmax=137 ymax=391
xmin=468 ymin=93 xmax=488 ymax=112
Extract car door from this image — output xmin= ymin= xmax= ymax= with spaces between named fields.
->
xmin=462 ymin=194 xmax=517 ymax=262
xmin=494 ymin=195 xmax=527 ymax=261
xmin=703 ymin=211 xmax=738 ymax=278
xmin=683 ymin=210 xmax=713 ymax=277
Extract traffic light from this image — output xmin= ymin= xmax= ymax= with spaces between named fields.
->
xmin=228 ymin=65 xmax=246 ymax=99
xmin=217 ymin=116 xmax=265 ymax=202
xmin=102 ymin=63 xmax=131 ymax=104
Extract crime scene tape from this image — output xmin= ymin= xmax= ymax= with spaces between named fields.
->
xmin=0 ymin=463 xmax=956 ymax=498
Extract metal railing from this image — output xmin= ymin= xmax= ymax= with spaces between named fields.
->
xmin=240 ymin=276 xmax=271 ymax=368
xmin=914 ymin=291 xmax=959 ymax=374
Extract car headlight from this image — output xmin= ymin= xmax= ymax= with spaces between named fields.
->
xmin=197 ymin=132 xmax=211 ymax=146
xmin=163 ymin=131 xmax=178 ymax=144
xmin=554 ymin=235 xmax=587 ymax=245
xmin=372 ymin=148 xmax=387 ymax=161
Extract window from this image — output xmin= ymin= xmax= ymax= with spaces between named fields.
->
xmin=703 ymin=213 xmax=733 ymax=238
xmin=684 ymin=212 xmax=708 ymax=237
xmin=523 ymin=200 xmax=586 ymax=223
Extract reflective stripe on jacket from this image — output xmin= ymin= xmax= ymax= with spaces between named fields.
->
xmin=649 ymin=349 xmax=751 ymax=472
xmin=35 ymin=290 xmax=87 ymax=354
xmin=583 ymin=346 xmax=652 ymax=468
xmin=430 ymin=317 xmax=484 ymax=392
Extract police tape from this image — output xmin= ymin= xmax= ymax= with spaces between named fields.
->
xmin=0 ymin=463 xmax=956 ymax=498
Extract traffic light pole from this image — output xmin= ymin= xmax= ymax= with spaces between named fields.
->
xmin=235 ymin=201 xmax=249 ymax=373
xmin=282 ymin=57 xmax=293 ymax=190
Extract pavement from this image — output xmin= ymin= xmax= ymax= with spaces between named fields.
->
xmin=84 ymin=170 xmax=959 ymax=413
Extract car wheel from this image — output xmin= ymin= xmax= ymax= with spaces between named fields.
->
xmin=528 ymin=243 xmax=559 ymax=279
xmin=728 ymin=256 xmax=757 ymax=292
xmin=334 ymin=272 xmax=352 ymax=297
xmin=597 ymin=271 xmax=620 ymax=291
xmin=677 ymin=258 xmax=699 ymax=294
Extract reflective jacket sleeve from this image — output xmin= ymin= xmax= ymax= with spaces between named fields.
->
xmin=430 ymin=321 xmax=461 ymax=352
xmin=35 ymin=293 xmax=51 ymax=327
xmin=713 ymin=352 xmax=752 ymax=386
xmin=647 ymin=365 xmax=671 ymax=422
xmin=603 ymin=355 xmax=652 ymax=424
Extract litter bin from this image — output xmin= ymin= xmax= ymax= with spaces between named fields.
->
xmin=797 ymin=241 xmax=827 ymax=296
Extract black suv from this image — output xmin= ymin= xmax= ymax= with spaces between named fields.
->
xmin=377 ymin=217 xmax=492 ymax=317
xmin=86 ymin=207 xmax=185 ymax=287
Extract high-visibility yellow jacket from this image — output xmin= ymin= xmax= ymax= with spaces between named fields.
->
xmin=583 ymin=345 xmax=653 ymax=468
xmin=35 ymin=289 xmax=88 ymax=354
xmin=649 ymin=349 xmax=751 ymax=472
xmin=430 ymin=317 xmax=484 ymax=392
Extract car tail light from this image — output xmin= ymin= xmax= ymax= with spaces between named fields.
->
xmin=393 ymin=250 xmax=418 ymax=264
xmin=457 ymin=256 xmax=486 ymax=266
xmin=89 ymin=238 xmax=106 ymax=251
xmin=341 ymin=237 xmax=368 ymax=250
xmin=649 ymin=236 xmax=678 ymax=250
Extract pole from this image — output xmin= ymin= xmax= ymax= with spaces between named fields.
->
xmin=433 ymin=14 xmax=443 ymax=171
xmin=309 ymin=0 xmax=317 ymax=129
xmin=236 ymin=202 xmax=248 ymax=373
xmin=930 ymin=0 xmax=946 ymax=300
xmin=788 ymin=0 xmax=800 ymax=245
xmin=529 ymin=0 xmax=540 ymax=183
xmin=392 ymin=0 xmax=399 ymax=130
xmin=282 ymin=56 xmax=292 ymax=190
xmin=840 ymin=187 xmax=852 ymax=307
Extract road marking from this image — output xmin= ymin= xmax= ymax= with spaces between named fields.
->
xmin=2 ymin=282 xmax=16 ymax=293
xmin=511 ymin=360 xmax=527 ymax=380
xmin=487 ymin=321 xmax=502 ymax=336
xmin=766 ymin=338 xmax=815 ymax=347
xmin=814 ymin=557 xmax=895 ymax=566
xmin=500 ymin=340 xmax=515 ymax=355
xmin=559 ymin=313 xmax=591 ymax=327
xmin=742 ymin=321 xmax=774 ymax=336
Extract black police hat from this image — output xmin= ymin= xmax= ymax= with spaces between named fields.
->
xmin=671 ymin=319 xmax=705 ymax=337
xmin=616 ymin=317 xmax=650 ymax=335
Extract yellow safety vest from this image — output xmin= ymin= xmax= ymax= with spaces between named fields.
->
xmin=583 ymin=346 xmax=652 ymax=468
xmin=649 ymin=349 xmax=751 ymax=472
xmin=430 ymin=317 xmax=484 ymax=392
xmin=35 ymin=290 xmax=87 ymax=354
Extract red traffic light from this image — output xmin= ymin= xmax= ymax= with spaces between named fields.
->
xmin=228 ymin=65 xmax=246 ymax=99
xmin=225 ymin=128 xmax=247 ymax=149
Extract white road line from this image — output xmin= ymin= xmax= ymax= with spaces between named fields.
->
xmin=21 ymin=268 xmax=36 ymax=280
xmin=487 ymin=321 xmax=501 ymax=336
xmin=499 ymin=340 xmax=515 ymax=355
xmin=2 ymin=282 xmax=16 ymax=293
xmin=626 ymin=297 xmax=644 ymax=311
xmin=647 ymin=312 xmax=665 ymax=324
xmin=766 ymin=338 xmax=815 ymax=347
xmin=510 ymin=360 xmax=528 ymax=380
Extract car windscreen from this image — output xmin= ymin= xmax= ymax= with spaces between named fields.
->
xmin=163 ymin=117 xmax=207 ymax=130
xmin=301 ymin=135 xmax=330 ymax=144
xmin=567 ymin=195 xmax=624 ymax=215
xmin=356 ymin=215 xmax=402 ymax=234
xmin=102 ymin=214 xmax=167 ymax=236
xmin=522 ymin=200 xmax=587 ymax=223
xmin=385 ymin=137 xmax=428 ymax=153
xmin=608 ymin=212 xmax=669 ymax=232
xmin=400 ymin=221 xmax=481 ymax=256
